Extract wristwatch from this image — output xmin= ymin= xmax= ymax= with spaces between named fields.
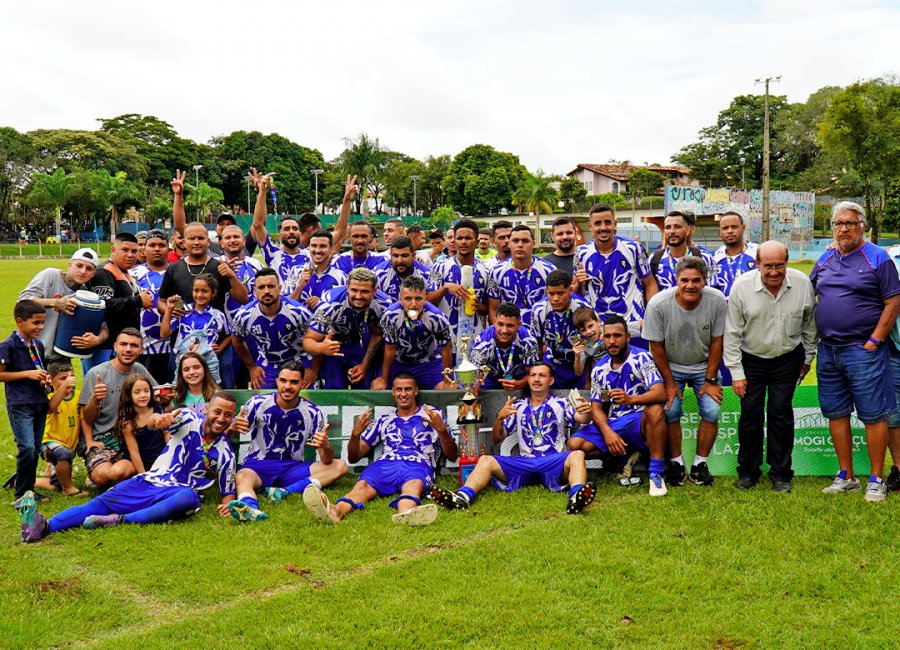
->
xmin=704 ymin=377 xmax=720 ymax=385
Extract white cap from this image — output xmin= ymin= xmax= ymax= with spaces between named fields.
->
xmin=71 ymin=247 xmax=99 ymax=267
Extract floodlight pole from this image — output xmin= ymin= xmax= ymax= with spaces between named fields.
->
xmin=755 ymin=75 xmax=780 ymax=241
xmin=410 ymin=175 xmax=419 ymax=217
xmin=312 ymin=169 xmax=324 ymax=214
xmin=192 ymin=164 xmax=203 ymax=220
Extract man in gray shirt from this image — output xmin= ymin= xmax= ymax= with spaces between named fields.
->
xmin=725 ymin=241 xmax=817 ymax=492
xmin=643 ymin=256 xmax=727 ymax=489
xmin=79 ymin=328 xmax=157 ymax=488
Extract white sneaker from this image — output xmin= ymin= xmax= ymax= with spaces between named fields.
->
xmin=391 ymin=503 xmax=438 ymax=526
xmin=303 ymin=485 xmax=338 ymax=525
xmin=864 ymin=480 xmax=887 ymax=503
xmin=649 ymin=473 xmax=667 ymax=497
xmin=822 ymin=474 xmax=861 ymax=494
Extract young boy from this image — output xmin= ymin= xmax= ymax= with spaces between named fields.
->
xmin=572 ymin=305 xmax=606 ymax=389
xmin=0 ymin=300 xmax=51 ymax=502
xmin=35 ymin=360 xmax=86 ymax=497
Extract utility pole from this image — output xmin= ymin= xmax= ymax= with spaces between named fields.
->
xmin=410 ymin=175 xmax=419 ymax=217
xmin=755 ymin=75 xmax=780 ymax=241
xmin=192 ymin=164 xmax=203 ymax=221
xmin=312 ymin=169 xmax=324 ymax=214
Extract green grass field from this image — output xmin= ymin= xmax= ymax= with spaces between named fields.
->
xmin=0 ymin=260 xmax=896 ymax=649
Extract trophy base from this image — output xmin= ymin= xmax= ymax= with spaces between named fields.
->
xmin=459 ymin=454 xmax=480 ymax=486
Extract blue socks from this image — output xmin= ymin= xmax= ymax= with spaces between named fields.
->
xmin=240 ymin=495 xmax=260 ymax=509
xmin=837 ymin=469 xmax=848 ymax=480
xmin=869 ymin=475 xmax=883 ymax=484
xmin=568 ymin=483 xmax=584 ymax=498
xmin=649 ymin=457 xmax=665 ymax=476
xmin=457 ymin=486 xmax=476 ymax=503
xmin=285 ymin=478 xmax=313 ymax=495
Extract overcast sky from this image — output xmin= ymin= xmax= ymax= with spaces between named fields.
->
xmin=2 ymin=1 xmax=898 ymax=175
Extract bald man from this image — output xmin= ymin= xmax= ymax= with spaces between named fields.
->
xmin=724 ymin=241 xmax=817 ymax=492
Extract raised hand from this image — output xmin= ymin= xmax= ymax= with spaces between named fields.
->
xmin=321 ymin=330 xmax=343 ymax=357
xmin=92 ymin=374 xmax=107 ymax=405
xmin=229 ymin=406 xmax=250 ymax=434
xmin=171 ymin=169 xmax=186 ymax=196
xmin=247 ymin=168 xmax=268 ymax=193
xmin=498 ymin=396 xmax=517 ymax=420
xmin=150 ymin=408 xmax=183 ymax=430
xmin=422 ymin=405 xmax=447 ymax=433
xmin=307 ymin=424 xmax=330 ymax=449
xmin=343 ymin=175 xmax=359 ymax=203
xmin=351 ymin=408 xmax=372 ymax=437
xmin=217 ymin=260 xmax=237 ymax=279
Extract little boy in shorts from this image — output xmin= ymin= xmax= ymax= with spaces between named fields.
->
xmin=0 ymin=300 xmax=51 ymax=502
xmin=35 ymin=360 xmax=87 ymax=497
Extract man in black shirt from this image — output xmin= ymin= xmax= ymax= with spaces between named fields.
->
xmin=542 ymin=217 xmax=578 ymax=278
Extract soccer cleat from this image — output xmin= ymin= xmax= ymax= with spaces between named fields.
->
xmin=392 ymin=503 xmax=438 ymax=526
xmin=566 ymin=483 xmax=597 ymax=514
xmin=864 ymin=480 xmax=887 ymax=503
xmin=886 ymin=466 xmax=900 ymax=493
xmin=227 ymin=500 xmax=269 ymax=523
xmin=265 ymin=487 xmax=289 ymax=504
xmin=689 ymin=462 xmax=714 ymax=486
xmin=666 ymin=462 xmax=686 ymax=487
xmin=617 ymin=451 xmax=643 ymax=487
xmin=429 ymin=485 xmax=468 ymax=510
xmin=16 ymin=491 xmax=48 ymax=543
xmin=649 ymin=474 xmax=668 ymax=497
xmin=822 ymin=474 xmax=861 ymax=494
xmin=82 ymin=514 xmax=123 ymax=529
xmin=303 ymin=485 xmax=339 ymax=525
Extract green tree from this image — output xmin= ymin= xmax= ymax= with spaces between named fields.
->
xmin=89 ymin=170 xmax=145 ymax=237
xmin=336 ymin=132 xmax=390 ymax=215
xmin=558 ymin=175 xmax=587 ymax=207
xmin=818 ymin=78 xmax=900 ymax=242
xmin=0 ymin=127 xmax=36 ymax=225
xmin=421 ymin=154 xmax=451 ymax=213
xmin=184 ymin=181 xmax=225 ymax=220
xmin=382 ymin=158 xmax=427 ymax=215
xmin=28 ymin=129 xmax=149 ymax=180
xmin=442 ymin=144 xmax=526 ymax=215
xmin=143 ymin=187 xmax=173 ymax=228
xmin=27 ymin=168 xmax=75 ymax=237
xmin=512 ymin=170 xmax=557 ymax=215
xmin=626 ymin=168 xmax=664 ymax=200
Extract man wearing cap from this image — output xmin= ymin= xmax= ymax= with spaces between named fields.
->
xmin=207 ymin=212 xmax=257 ymax=258
xmin=129 ymin=230 xmax=173 ymax=384
xmin=19 ymin=248 xmax=102 ymax=361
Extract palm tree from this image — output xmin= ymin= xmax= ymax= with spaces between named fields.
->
xmin=90 ymin=170 xmax=143 ymax=239
xmin=512 ymin=171 xmax=557 ymax=216
xmin=184 ymin=182 xmax=225 ymax=221
xmin=28 ymin=168 xmax=73 ymax=251
xmin=340 ymin=132 xmax=389 ymax=214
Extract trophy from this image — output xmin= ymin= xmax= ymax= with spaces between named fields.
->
xmin=443 ymin=335 xmax=490 ymax=484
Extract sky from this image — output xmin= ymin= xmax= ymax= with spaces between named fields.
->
xmin=2 ymin=0 xmax=899 ymax=176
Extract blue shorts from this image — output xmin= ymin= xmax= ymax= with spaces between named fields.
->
xmin=888 ymin=343 xmax=900 ymax=428
xmin=358 ymin=459 xmax=434 ymax=497
xmin=545 ymin=358 xmax=585 ymax=390
xmin=390 ymin=357 xmax=445 ymax=389
xmin=664 ymin=369 xmax=721 ymax=423
xmin=95 ymin=476 xmax=201 ymax=515
xmin=321 ymin=354 xmax=374 ymax=389
xmin=239 ymin=458 xmax=312 ymax=489
xmin=492 ymin=451 xmax=571 ymax=492
xmin=570 ymin=411 xmax=647 ymax=454
xmin=817 ymin=342 xmax=896 ymax=424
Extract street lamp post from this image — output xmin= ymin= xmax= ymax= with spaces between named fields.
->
xmin=192 ymin=164 xmax=203 ymax=220
xmin=755 ymin=75 xmax=780 ymax=241
xmin=312 ymin=169 xmax=324 ymax=214
xmin=246 ymin=178 xmax=251 ymax=215
xmin=410 ymin=175 xmax=419 ymax=217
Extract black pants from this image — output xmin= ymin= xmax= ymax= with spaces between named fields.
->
xmin=737 ymin=345 xmax=805 ymax=482
xmin=140 ymin=353 xmax=175 ymax=385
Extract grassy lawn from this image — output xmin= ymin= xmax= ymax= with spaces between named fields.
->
xmin=0 ymin=260 xmax=896 ymax=649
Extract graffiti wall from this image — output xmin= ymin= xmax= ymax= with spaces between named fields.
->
xmin=664 ymin=186 xmax=815 ymax=251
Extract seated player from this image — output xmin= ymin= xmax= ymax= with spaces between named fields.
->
xmin=526 ymin=270 xmax=592 ymax=389
xmin=469 ymin=302 xmax=539 ymax=391
xmin=431 ymin=362 xmax=596 ymax=513
xmin=567 ymin=315 xmax=669 ymax=496
xmin=303 ymin=267 xmax=392 ymax=389
xmin=17 ymin=393 xmax=244 ymax=542
xmin=228 ymin=362 xmax=348 ymax=522
xmin=372 ymin=276 xmax=453 ymax=390
xmin=303 ymin=374 xmax=458 ymax=526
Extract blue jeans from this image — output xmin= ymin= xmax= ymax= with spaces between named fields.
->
xmin=9 ymin=402 xmax=50 ymax=498
xmin=664 ymin=368 xmax=721 ymax=423
xmin=816 ymin=342 xmax=895 ymax=424
xmin=81 ymin=348 xmax=112 ymax=375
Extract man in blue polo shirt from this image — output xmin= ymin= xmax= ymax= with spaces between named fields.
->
xmin=377 ymin=236 xmax=430 ymax=301
xmin=811 ymin=201 xmax=900 ymax=502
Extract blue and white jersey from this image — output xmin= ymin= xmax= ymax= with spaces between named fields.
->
xmin=502 ymin=395 xmax=575 ymax=457
xmin=713 ymin=242 xmax=758 ymax=297
xmin=258 ymin=236 xmax=310 ymax=296
xmin=334 ymin=252 xmax=389 ymax=275
xmin=130 ymin=264 xmax=170 ymax=355
xmin=302 ymin=264 xmax=347 ymax=302
xmin=574 ymin=237 xmax=652 ymax=333
xmin=361 ymin=405 xmax=447 ymax=469
xmin=381 ymin=301 xmax=452 ymax=365
xmin=231 ymin=297 xmax=312 ymax=371
xmin=427 ymin=256 xmax=490 ymax=343
xmin=169 ymin=303 xmax=228 ymax=351
xmin=377 ymin=260 xmax=431 ymax=302
xmin=651 ymin=247 xmax=717 ymax=292
xmin=142 ymin=410 xmax=236 ymax=496
xmin=590 ymin=346 xmax=663 ymax=420
xmin=525 ymin=293 xmax=591 ymax=370
xmin=487 ymin=256 xmax=557 ymax=322
xmin=215 ymin=254 xmax=264 ymax=325
xmin=470 ymin=325 xmax=540 ymax=386
xmin=242 ymin=393 xmax=324 ymax=463
xmin=309 ymin=286 xmax=393 ymax=350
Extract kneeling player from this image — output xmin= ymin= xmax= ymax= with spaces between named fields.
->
xmin=17 ymin=394 xmax=245 ymax=542
xmin=567 ymin=315 xmax=668 ymax=496
xmin=228 ymin=362 xmax=348 ymax=522
xmin=431 ymin=362 xmax=596 ymax=513
xmin=303 ymin=374 xmax=458 ymax=526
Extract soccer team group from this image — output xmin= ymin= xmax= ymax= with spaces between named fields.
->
xmin=5 ymin=170 xmax=900 ymax=543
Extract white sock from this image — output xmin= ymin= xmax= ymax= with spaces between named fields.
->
xmin=693 ymin=455 xmax=708 ymax=466
xmin=671 ymin=456 xmax=684 ymax=466
xmin=310 ymin=478 xmax=322 ymax=489
xmin=238 ymin=492 xmax=255 ymax=503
